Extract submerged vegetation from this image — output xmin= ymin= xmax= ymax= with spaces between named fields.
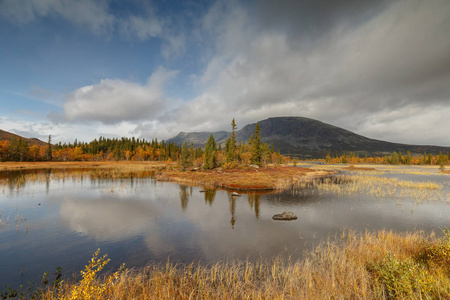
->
xmin=17 ymin=230 xmax=449 ymax=299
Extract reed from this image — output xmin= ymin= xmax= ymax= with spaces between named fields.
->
xmin=301 ymin=174 xmax=447 ymax=203
xmin=37 ymin=230 xmax=450 ymax=299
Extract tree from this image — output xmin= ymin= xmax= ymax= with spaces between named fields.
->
xmin=179 ymin=141 xmax=191 ymax=171
xmin=46 ymin=135 xmax=52 ymax=161
xmin=204 ymin=135 xmax=218 ymax=170
xmin=251 ymin=123 xmax=262 ymax=166
xmin=226 ymin=118 xmax=237 ymax=163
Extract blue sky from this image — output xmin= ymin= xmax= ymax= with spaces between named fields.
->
xmin=1 ymin=0 xmax=449 ymax=146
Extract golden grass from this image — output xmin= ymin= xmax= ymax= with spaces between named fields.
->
xmin=309 ymin=175 xmax=446 ymax=203
xmin=39 ymin=230 xmax=450 ymax=299
xmin=0 ymin=161 xmax=168 ymax=171
xmin=156 ymin=166 xmax=333 ymax=191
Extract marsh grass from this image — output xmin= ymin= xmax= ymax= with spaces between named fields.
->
xmin=36 ymin=230 xmax=450 ymax=299
xmin=297 ymin=174 xmax=447 ymax=203
xmin=156 ymin=167 xmax=331 ymax=191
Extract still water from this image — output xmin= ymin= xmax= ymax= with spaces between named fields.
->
xmin=0 ymin=167 xmax=449 ymax=289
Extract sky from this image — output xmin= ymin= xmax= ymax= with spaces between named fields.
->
xmin=0 ymin=0 xmax=449 ymax=146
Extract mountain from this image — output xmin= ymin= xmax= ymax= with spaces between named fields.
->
xmin=168 ymin=117 xmax=450 ymax=157
xmin=167 ymin=131 xmax=229 ymax=148
xmin=0 ymin=129 xmax=47 ymax=147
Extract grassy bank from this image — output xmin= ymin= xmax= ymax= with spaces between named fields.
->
xmin=156 ymin=166 xmax=331 ymax=191
xmin=32 ymin=230 xmax=450 ymax=299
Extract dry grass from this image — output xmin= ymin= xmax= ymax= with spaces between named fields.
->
xmin=156 ymin=166 xmax=333 ymax=191
xmin=344 ymin=165 xmax=377 ymax=171
xmin=38 ymin=230 xmax=450 ymax=299
xmin=0 ymin=161 xmax=167 ymax=171
xmin=308 ymin=175 xmax=447 ymax=203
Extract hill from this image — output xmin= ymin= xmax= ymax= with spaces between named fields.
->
xmin=0 ymin=129 xmax=47 ymax=147
xmin=168 ymin=131 xmax=229 ymax=148
xmin=168 ymin=117 xmax=450 ymax=157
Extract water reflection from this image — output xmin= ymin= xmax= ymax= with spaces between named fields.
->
xmin=229 ymin=194 xmax=236 ymax=228
xmin=204 ymin=189 xmax=216 ymax=206
xmin=180 ymin=185 xmax=190 ymax=211
xmin=1 ymin=167 xmax=450 ymax=290
xmin=247 ymin=193 xmax=260 ymax=219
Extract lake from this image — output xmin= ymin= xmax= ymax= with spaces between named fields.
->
xmin=0 ymin=166 xmax=449 ymax=289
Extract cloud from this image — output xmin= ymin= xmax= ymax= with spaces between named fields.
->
xmin=17 ymin=0 xmax=447 ymax=146
xmin=63 ymin=68 xmax=178 ymax=123
xmin=0 ymin=0 xmax=114 ymax=35
xmin=159 ymin=0 xmax=450 ymax=144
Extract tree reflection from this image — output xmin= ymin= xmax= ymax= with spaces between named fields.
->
xmin=229 ymin=193 xmax=236 ymax=229
xmin=180 ymin=185 xmax=189 ymax=211
xmin=247 ymin=193 xmax=260 ymax=219
xmin=204 ymin=189 xmax=216 ymax=206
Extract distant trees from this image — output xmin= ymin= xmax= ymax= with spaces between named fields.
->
xmin=319 ymin=150 xmax=450 ymax=166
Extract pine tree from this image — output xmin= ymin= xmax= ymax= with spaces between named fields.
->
xmin=251 ymin=123 xmax=262 ymax=166
xmin=179 ymin=141 xmax=191 ymax=171
xmin=46 ymin=135 xmax=52 ymax=161
xmin=226 ymin=118 xmax=237 ymax=163
xmin=204 ymin=135 xmax=218 ymax=170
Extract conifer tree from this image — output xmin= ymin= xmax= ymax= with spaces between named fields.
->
xmin=46 ymin=135 xmax=52 ymax=161
xmin=226 ymin=118 xmax=237 ymax=163
xmin=251 ymin=123 xmax=262 ymax=166
xmin=179 ymin=141 xmax=191 ymax=171
xmin=204 ymin=134 xmax=218 ymax=170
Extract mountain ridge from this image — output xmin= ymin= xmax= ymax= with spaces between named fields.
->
xmin=167 ymin=117 xmax=450 ymax=157
xmin=0 ymin=129 xmax=47 ymax=147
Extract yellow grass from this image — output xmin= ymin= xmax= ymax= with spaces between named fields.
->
xmin=308 ymin=175 xmax=446 ymax=203
xmin=38 ymin=230 xmax=450 ymax=299
xmin=0 ymin=161 xmax=167 ymax=171
xmin=156 ymin=167 xmax=333 ymax=191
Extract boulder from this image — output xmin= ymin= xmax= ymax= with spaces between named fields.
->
xmin=231 ymin=192 xmax=241 ymax=197
xmin=272 ymin=211 xmax=297 ymax=220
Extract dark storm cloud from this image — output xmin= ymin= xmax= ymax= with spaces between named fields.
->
xmin=255 ymin=0 xmax=390 ymax=42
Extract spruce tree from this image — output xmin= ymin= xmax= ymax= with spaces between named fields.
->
xmin=179 ymin=141 xmax=191 ymax=171
xmin=251 ymin=123 xmax=261 ymax=166
xmin=226 ymin=118 xmax=237 ymax=163
xmin=46 ymin=135 xmax=52 ymax=161
xmin=204 ymin=135 xmax=218 ymax=170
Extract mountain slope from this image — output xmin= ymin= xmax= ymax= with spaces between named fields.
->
xmin=167 ymin=131 xmax=229 ymax=148
xmin=0 ymin=129 xmax=47 ymax=147
xmin=168 ymin=117 xmax=450 ymax=157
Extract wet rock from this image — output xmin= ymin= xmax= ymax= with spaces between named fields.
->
xmin=272 ymin=211 xmax=297 ymax=220
xmin=199 ymin=190 xmax=206 ymax=193
xmin=231 ymin=192 xmax=241 ymax=197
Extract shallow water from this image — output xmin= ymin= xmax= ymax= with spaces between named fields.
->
xmin=0 ymin=167 xmax=449 ymax=289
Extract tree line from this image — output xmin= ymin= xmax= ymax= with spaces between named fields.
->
xmin=0 ymin=119 xmax=287 ymax=169
xmin=0 ymin=136 xmax=187 ymax=162
xmin=323 ymin=151 xmax=450 ymax=166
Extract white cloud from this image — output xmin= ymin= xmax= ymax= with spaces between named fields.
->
xmin=63 ymin=68 xmax=178 ymax=123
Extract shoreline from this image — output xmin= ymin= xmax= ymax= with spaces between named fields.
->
xmin=0 ymin=161 xmax=335 ymax=191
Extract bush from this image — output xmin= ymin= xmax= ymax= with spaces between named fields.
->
xmin=369 ymin=252 xmax=433 ymax=298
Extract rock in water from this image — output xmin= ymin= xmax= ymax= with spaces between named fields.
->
xmin=272 ymin=211 xmax=297 ymax=220
xmin=231 ymin=192 xmax=241 ymax=197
